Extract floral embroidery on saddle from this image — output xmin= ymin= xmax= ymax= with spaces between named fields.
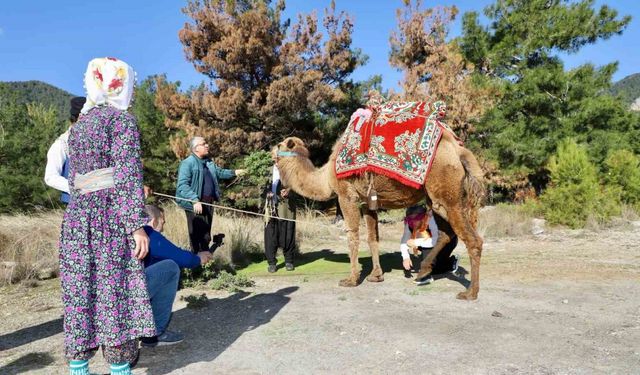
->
xmin=335 ymin=100 xmax=454 ymax=189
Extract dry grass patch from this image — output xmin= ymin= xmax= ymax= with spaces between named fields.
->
xmin=478 ymin=204 xmax=538 ymax=239
xmin=0 ymin=211 xmax=62 ymax=285
xmin=295 ymin=208 xmax=338 ymax=246
xmin=161 ymin=203 xmax=264 ymax=268
xmin=5 ymin=200 xmax=630 ymax=286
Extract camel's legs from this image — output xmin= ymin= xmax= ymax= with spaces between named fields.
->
xmin=338 ymin=195 xmax=361 ymax=287
xmin=362 ymin=208 xmax=383 ymax=282
xmin=415 ymin=216 xmax=455 ymax=279
xmin=442 ymin=205 xmax=483 ymax=300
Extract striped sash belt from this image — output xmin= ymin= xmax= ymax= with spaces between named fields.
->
xmin=75 ymin=167 xmax=115 ymax=194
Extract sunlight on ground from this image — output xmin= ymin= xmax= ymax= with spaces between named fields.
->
xmin=238 ymin=250 xmax=401 ymax=277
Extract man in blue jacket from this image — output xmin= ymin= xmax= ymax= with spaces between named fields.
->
xmin=176 ymin=136 xmax=246 ymax=253
xmin=141 ymin=204 xmax=213 ymax=347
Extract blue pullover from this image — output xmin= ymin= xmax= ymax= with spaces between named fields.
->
xmin=143 ymin=226 xmax=201 ymax=269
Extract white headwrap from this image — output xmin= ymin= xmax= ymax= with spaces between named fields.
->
xmin=81 ymin=57 xmax=136 ymax=114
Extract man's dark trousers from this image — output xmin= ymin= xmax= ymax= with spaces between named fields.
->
xmin=264 ymin=218 xmax=295 ymax=265
xmin=185 ymin=205 xmax=213 ymax=253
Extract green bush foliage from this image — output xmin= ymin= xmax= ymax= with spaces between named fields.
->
xmin=132 ymin=76 xmax=180 ymax=199
xmin=540 ymin=139 xmax=620 ymax=228
xmin=604 ymin=149 xmax=640 ymax=209
xmin=208 ymin=270 xmax=255 ymax=293
xmin=180 ymin=261 xmax=218 ymax=287
xmin=223 ymin=150 xmax=273 ymax=210
xmin=460 ymin=0 xmax=639 ymax=197
xmin=0 ymin=102 xmax=67 ymax=212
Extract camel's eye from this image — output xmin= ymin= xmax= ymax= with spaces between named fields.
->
xmin=286 ymin=139 xmax=295 ymax=149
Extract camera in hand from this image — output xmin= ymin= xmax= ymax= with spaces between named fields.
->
xmin=209 ymin=233 xmax=225 ymax=253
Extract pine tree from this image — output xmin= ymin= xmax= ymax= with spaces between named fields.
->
xmin=540 ymin=139 xmax=619 ymax=227
xmin=458 ymin=0 xmax=637 ymax=198
xmin=604 ymin=149 xmax=640 ymax=208
xmin=131 ymin=76 xmax=180 ymax=198
xmin=0 ymin=102 xmax=66 ymax=212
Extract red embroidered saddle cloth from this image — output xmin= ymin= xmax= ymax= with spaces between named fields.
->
xmin=335 ymin=101 xmax=451 ymax=189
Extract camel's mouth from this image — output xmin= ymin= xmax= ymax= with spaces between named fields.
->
xmin=271 ymin=144 xmax=280 ymax=161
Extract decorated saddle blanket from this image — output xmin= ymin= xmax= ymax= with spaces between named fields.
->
xmin=335 ymin=101 xmax=454 ymax=189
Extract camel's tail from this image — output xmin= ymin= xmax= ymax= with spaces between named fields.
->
xmin=459 ymin=147 xmax=486 ymax=226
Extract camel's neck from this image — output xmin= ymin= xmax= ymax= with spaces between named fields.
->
xmin=277 ymin=156 xmax=334 ymax=201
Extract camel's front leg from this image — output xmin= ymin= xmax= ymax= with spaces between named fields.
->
xmin=338 ymin=197 xmax=360 ymax=287
xmin=414 ymin=228 xmax=454 ymax=280
xmin=363 ymin=208 xmax=383 ymax=282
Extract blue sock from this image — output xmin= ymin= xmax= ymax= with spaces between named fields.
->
xmin=69 ymin=360 xmax=89 ymax=375
xmin=110 ymin=362 xmax=131 ymax=375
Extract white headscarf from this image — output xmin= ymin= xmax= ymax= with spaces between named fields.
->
xmin=81 ymin=57 xmax=136 ymax=114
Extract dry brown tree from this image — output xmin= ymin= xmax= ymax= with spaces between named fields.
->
xmin=389 ymin=0 xmax=498 ymax=142
xmin=155 ymin=0 xmax=365 ymax=164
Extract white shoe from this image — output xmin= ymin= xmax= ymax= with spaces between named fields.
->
xmin=450 ymin=255 xmax=459 ymax=274
xmin=414 ymin=275 xmax=433 ymax=286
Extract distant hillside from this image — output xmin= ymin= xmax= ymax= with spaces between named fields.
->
xmin=611 ymin=73 xmax=640 ymax=108
xmin=0 ymin=81 xmax=75 ymax=120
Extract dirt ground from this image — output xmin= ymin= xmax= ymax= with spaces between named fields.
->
xmin=1 ymin=221 xmax=639 ymax=375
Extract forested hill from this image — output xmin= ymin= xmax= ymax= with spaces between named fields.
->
xmin=0 ymin=81 xmax=75 ymax=120
xmin=611 ymin=73 xmax=640 ymax=108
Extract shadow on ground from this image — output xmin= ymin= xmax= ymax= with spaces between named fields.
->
xmin=137 ymin=286 xmax=298 ymax=374
xmin=434 ymin=266 xmax=470 ymax=288
xmin=270 ymin=248 xmax=470 ymax=288
xmin=0 ymin=351 xmax=56 ymax=375
xmin=0 ymin=317 xmax=63 ymax=352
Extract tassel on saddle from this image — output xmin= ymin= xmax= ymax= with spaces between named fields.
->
xmin=366 ymin=173 xmax=378 ymax=211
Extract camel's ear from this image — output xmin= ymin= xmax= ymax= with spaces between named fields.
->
xmin=286 ymin=139 xmax=295 ymax=149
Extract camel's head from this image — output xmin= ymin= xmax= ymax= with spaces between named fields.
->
xmin=272 ymin=137 xmax=310 ymax=162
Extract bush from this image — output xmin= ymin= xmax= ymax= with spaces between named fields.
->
xmin=224 ymin=150 xmax=273 ymax=210
xmin=208 ymin=270 xmax=255 ymax=293
xmin=540 ymin=139 xmax=620 ymax=228
xmin=604 ymin=149 xmax=640 ymax=209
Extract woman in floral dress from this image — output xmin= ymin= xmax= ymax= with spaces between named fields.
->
xmin=59 ymin=57 xmax=155 ymax=375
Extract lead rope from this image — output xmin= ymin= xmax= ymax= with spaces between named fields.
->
xmin=152 ymin=191 xmax=338 ymax=229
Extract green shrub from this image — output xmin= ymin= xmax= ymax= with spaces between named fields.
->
xmin=180 ymin=261 xmax=218 ymax=288
xmin=604 ymin=149 xmax=640 ymax=208
xmin=540 ymin=139 xmax=620 ymax=228
xmin=208 ymin=270 xmax=255 ymax=292
xmin=224 ymin=150 xmax=273 ymax=210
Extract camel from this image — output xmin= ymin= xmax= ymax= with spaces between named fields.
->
xmin=273 ymin=127 xmax=486 ymax=300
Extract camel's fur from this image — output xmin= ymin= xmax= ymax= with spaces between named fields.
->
xmin=275 ymin=130 xmax=486 ymax=300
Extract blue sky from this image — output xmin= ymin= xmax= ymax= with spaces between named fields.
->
xmin=0 ymin=0 xmax=638 ymax=96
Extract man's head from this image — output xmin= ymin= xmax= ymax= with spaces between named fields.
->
xmin=190 ymin=136 xmax=209 ymax=158
xmin=145 ymin=204 xmax=165 ymax=232
xmin=70 ymin=97 xmax=86 ymax=123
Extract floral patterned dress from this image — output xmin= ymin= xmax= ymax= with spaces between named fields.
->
xmin=59 ymin=105 xmax=156 ymax=360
